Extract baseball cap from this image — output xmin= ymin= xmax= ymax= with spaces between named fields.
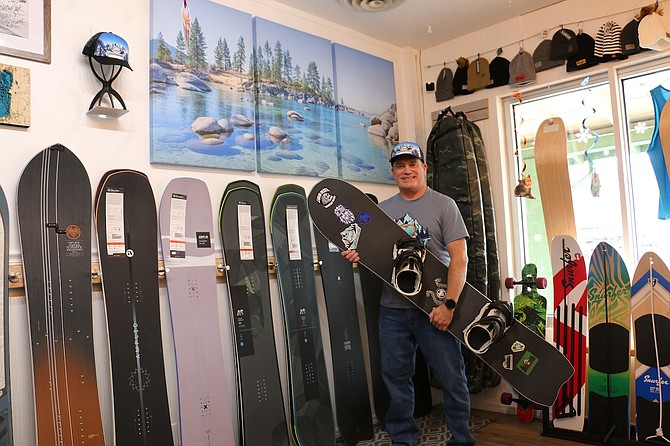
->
xmin=390 ymin=142 xmax=424 ymax=164
xmin=566 ymin=32 xmax=600 ymax=72
xmin=83 ymin=32 xmax=132 ymax=70
xmin=533 ymin=39 xmax=565 ymax=72
xmin=550 ymin=27 xmax=579 ymax=59
xmin=435 ymin=67 xmax=454 ymax=102
xmin=509 ymin=51 xmax=536 ymax=87
xmin=467 ymin=56 xmax=491 ymax=91
xmin=486 ymin=56 xmax=510 ymax=88
xmin=621 ymin=18 xmax=642 ymax=55
xmin=639 ymin=12 xmax=670 ymax=51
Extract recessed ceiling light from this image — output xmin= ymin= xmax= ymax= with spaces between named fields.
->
xmin=338 ymin=0 xmax=406 ymax=12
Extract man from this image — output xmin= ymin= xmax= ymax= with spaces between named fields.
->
xmin=342 ymin=141 xmax=473 ymax=446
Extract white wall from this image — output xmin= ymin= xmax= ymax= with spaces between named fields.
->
xmin=0 ymin=0 xmax=422 ymax=444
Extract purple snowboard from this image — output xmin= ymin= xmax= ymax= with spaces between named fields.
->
xmin=159 ymin=177 xmax=235 ymax=445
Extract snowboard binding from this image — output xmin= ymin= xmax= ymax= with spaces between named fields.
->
xmin=391 ymin=238 xmax=426 ymax=296
xmin=463 ymin=300 xmax=514 ymax=354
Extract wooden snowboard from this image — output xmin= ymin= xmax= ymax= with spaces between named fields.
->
xmin=159 ymin=178 xmax=236 ymax=445
xmin=218 ymin=180 xmax=290 ymax=446
xmin=535 ymin=117 xmax=576 ymax=245
xmin=94 ymin=169 xmax=174 ymax=445
xmin=17 ymin=144 xmax=105 ymax=445
xmin=269 ymin=184 xmax=335 ymax=446
xmin=631 ymin=252 xmax=670 ymax=442
xmin=587 ymin=242 xmax=631 ymax=440
xmin=0 ymin=185 xmax=11 ymax=446
xmin=314 ymin=230 xmax=373 ymax=445
xmin=550 ymin=235 xmax=587 ymax=432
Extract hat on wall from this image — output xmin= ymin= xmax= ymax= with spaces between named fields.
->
xmin=638 ymin=11 xmax=670 ymax=51
xmin=83 ymin=32 xmax=132 ymax=70
xmin=620 ymin=18 xmax=642 ymax=55
xmin=467 ymin=56 xmax=491 ymax=91
xmin=486 ymin=56 xmax=511 ymax=88
xmin=533 ymin=39 xmax=565 ymax=72
xmin=566 ymin=32 xmax=600 ymax=72
xmin=594 ymin=21 xmax=626 ymax=61
xmin=389 ymin=141 xmax=424 ymax=163
xmin=453 ymin=57 xmax=473 ymax=95
xmin=509 ymin=50 xmax=536 ymax=87
xmin=435 ymin=67 xmax=455 ymax=101
xmin=550 ymin=27 xmax=579 ymax=59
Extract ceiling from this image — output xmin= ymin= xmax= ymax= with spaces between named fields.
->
xmin=271 ymin=0 xmax=567 ymax=50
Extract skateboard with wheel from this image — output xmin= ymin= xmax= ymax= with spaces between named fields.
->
xmin=308 ymin=178 xmax=573 ymax=407
xmin=503 ymin=263 xmax=547 ymax=421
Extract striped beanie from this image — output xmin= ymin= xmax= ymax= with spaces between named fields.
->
xmin=594 ymin=21 xmax=626 ymax=61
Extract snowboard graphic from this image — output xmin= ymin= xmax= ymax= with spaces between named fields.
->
xmin=0 ymin=185 xmax=12 ymax=446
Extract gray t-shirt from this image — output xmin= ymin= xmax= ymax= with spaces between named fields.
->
xmin=379 ymin=187 xmax=468 ymax=309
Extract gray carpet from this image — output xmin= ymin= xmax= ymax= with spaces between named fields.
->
xmin=336 ymin=405 xmax=495 ymax=445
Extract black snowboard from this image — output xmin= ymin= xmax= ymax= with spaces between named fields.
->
xmin=270 ymin=184 xmax=335 ymax=446
xmin=94 ymin=169 xmax=174 ymax=445
xmin=0 ymin=185 xmax=12 ymax=446
xmin=17 ymin=144 xmax=105 ymax=445
xmin=218 ymin=180 xmax=291 ymax=446
xmin=314 ymin=229 xmax=374 ymax=445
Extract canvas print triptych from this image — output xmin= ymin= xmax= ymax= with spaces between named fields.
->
xmin=149 ymin=0 xmax=398 ymax=184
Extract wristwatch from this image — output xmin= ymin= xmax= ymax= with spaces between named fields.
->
xmin=444 ymin=298 xmax=457 ymax=310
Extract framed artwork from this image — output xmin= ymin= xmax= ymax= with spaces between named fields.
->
xmin=150 ymin=0 xmax=256 ymax=171
xmin=0 ymin=0 xmax=51 ymax=63
xmin=254 ymin=17 xmax=338 ymax=178
xmin=333 ymin=43 xmax=397 ymax=184
xmin=0 ymin=63 xmax=30 ymax=127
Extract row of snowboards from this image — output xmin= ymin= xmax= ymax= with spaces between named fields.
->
xmin=548 ymin=234 xmax=670 ymax=443
xmin=13 ymin=144 xmax=383 ymax=445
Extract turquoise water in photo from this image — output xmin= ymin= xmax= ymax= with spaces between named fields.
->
xmin=150 ymin=80 xmax=394 ymax=184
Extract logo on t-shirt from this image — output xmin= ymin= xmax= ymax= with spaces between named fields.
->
xmin=395 ymin=213 xmax=430 ymax=247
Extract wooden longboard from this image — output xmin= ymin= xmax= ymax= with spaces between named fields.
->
xmin=550 ymin=235 xmax=587 ymax=432
xmin=535 ymin=117 xmax=576 ymax=245
xmin=631 ymin=252 xmax=670 ymax=442
xmin=269 ymin=184 xmax=336 ymax=446
xmin=94 ymin=170 xmax=174 ymax=445
xmin=0 ymin=185 xmax=12 ymax=446
xmin=159 ymin=178 xmax=236 ymax=445
xmin=218 ymin=180 xmax=291 ymax=446
xmin=587 ymin=242 xmax=631 ymax=440
xmin=314 ymin=230 xmax=374 ymax=445
xmin=17 ymin=144 xmax=105 ymax=445
xmin=308 ymin=178 xmax=573 ymax=407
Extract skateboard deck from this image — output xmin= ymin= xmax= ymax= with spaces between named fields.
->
xmin=308 ymin=178 xmax=573 ymax=407
xmin=94 ymin=169 xmax=174 ymax=445
xmin=504 ymin=263 xmax=547 ymax=422
xmin=314 ymin=230 xmax=374 ymax=445
xmin=269 ymin=184 xmax=336 ymax=446
xmin=17 ymin=144 xmax=105 ymax=445
xmin=0 ymin=185 xmax=11 ymax=446
xmin=535 ymin=117 xmax=576 ymax=244
xmin=158 ymin=177 xmax=235 ymax=445
xmin=550 ymin=235 xmax=587 ymax=432
xmin=218 ymin=180 xmax=291 ymax=446
xmin=631 ymin=252 xmax=670 ymax=442
xmin=587 ymin=241 xmax=631 ymax=440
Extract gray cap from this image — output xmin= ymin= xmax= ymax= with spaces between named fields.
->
xmin=533 ymin=39 xmax=565 ymax=72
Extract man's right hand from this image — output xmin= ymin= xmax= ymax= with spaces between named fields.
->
xmin=341 ymin=249 xmax=360 ymax=263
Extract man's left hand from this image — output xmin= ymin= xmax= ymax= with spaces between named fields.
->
xmin=429 ymin=304 xmax=453 ymax=332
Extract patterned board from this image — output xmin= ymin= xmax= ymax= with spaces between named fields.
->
xmin=511 ymin=264 xmax=547 ymax=338
xmin=550 ymin=235 xmax=587 ymax=432
xmin=587 ymin=242 xmax=631 ymax=440
xmin=270 ymin=184 xmax=336 ymax=446
xmin=218 ymin=180 xmax=290 ymax=446
xmin=159 ymin=178 xmax=236 ymax=445
xmin=17 ymin=144 xmax=104 ymax=445
xmin=94 ymin=170 xmax=174 ymax=445
xmin=631 ymin=252 xmax=670 ymax=442
xmin=0 ymin=185 xmax=11 ymax=446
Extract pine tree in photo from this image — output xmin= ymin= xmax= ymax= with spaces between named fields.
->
xmin=175 ymin=30 xmax=187 ymax=64
xmin=233 ymin=36 xmax=246 ymax=73
xmin=188 ymin=17 xmax=207 ymax=72
xmin=155 ymin=31 xmax=172 ymax=62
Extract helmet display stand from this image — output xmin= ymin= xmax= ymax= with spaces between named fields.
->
xmin=85 ymin=58 xmax=129 ymax=118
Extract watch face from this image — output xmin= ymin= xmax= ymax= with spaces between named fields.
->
xmin=445 ymin=299 xmax=457 ymax=309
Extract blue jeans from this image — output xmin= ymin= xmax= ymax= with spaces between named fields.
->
xmin=380 ymin=306 xmax=474 ymax=446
